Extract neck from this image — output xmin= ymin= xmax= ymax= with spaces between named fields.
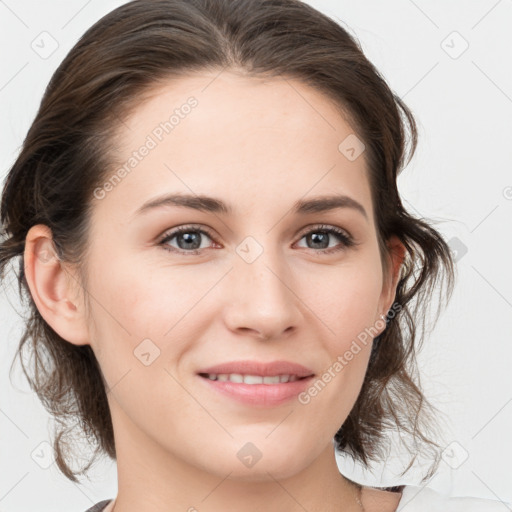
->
xmin=108 ymin=403 xmax=363 ymax=512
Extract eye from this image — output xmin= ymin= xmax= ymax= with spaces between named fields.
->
xmin=295 ymin=224 xmax=356 ymax=254
xmin=158 ymin=225 xmax=218 ymax=255
xmin=158 ymin=223 xmax=356 ymax=256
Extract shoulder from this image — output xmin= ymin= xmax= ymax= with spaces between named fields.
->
xmin=396 ymin=484 xmax=511 ymax=512
xmin=83 ymin=499 xmax=113 ymax=512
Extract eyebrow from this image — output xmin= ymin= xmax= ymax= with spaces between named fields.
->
xmin=133 ymin=193 xmax=368 ymax=221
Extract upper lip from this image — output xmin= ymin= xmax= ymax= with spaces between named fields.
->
xmin=197 ymin=360 xmax=315 ymax=378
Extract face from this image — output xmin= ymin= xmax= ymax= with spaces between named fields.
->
xmin=73 ymin=70 xmax=400 ymax=481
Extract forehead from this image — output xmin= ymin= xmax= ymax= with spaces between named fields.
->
xmin=98 ymin=70 xmax=373 ymax=223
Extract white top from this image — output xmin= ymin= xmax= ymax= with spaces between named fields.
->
xmin=395 ymin=484 xmax=511 ymax=511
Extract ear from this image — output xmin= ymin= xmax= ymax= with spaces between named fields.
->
xmin=23 ymin=224 xmax=90 ymax=346
xmin=376 ymin=234 xmax=406 ymax=327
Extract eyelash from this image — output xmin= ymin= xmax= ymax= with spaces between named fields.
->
xmin=158 ymin=224 xmax=356 ymax=256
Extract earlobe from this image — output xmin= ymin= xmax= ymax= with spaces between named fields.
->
xmin=378 ymin=235 xmax=406 ymax=322
xmin=23 ymin=224 xmax=90 ymax=346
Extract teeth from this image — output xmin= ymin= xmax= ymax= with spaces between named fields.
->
xmin=205 ymin=373 xmax=302 ymax=384
xmin=246 ymin=375 xmax=264 ymax=384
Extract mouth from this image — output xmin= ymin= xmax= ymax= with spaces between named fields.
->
xmin=198 ymin=373 xmax=311 ymax=384
xmin=195 ymin=360 xmax=315 ymax=406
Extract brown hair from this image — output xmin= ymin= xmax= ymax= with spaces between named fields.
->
xmin=0 ymin=0 xmax=455 ymax=483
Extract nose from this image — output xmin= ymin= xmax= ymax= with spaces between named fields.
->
xmin=222 ymin=247 xmax=303 ymax=341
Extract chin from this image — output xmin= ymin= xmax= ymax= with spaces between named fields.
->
xmin=212 ymin=445 xmax=309 ymax=482
xmin=224 ymin=460 xmax=305 ymax=483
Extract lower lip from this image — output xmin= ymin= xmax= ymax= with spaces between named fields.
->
xmin=197 ymin=375 xmax=315 ymax=406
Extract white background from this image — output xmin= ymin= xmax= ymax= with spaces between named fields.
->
xmin=1 ymin=1 xmax=511 ymax=510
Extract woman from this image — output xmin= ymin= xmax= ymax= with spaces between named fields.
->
xmin=0 ymin=1 xmax=507 ymax=510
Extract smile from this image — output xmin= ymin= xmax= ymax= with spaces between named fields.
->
xmin=199 ymin=373 xmax=306 ymax=384
xmin=197 ymin=373 xmax=315 ymax=407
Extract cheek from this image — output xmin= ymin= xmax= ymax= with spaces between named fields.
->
xmin=297 ymin=255 xmax=382 ymax=415
xmin=86 ymin=259 xmax=203 ymax=429
xmin=306 ymin=255 xmax=383 ymax=345
xmin=86 ymin=254 xmax=224 ymax=381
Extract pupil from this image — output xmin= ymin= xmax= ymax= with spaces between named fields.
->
xmin=178 ymin=232 xmax=201 ymax=250
xmin=309 ymin=232 xmax=328 ymax=249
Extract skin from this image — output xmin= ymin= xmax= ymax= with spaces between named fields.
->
xmin=24 ymin=70 xmax=405 ymax=512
